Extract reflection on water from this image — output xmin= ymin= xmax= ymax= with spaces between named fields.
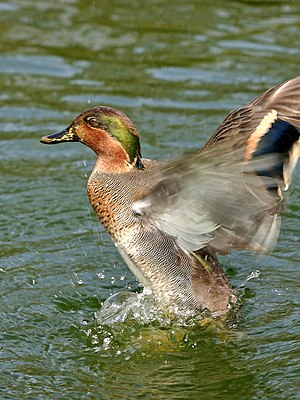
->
xmin=0 ymin=0 xmax=299 ymax=399
xmin=0 ymin=54 xmax=88 ymax=77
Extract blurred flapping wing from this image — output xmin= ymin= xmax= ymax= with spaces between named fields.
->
xmin=133 ymin=77 xmax=300 ymax=255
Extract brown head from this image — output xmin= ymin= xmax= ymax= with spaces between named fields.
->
xmin=40 ymin=106 xmax=144 ymax=173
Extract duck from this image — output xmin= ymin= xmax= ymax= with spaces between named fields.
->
xmin=40 ymin=77 xmax=300 ymax=318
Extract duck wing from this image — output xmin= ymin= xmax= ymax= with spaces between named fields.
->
xmin=133 ymin=77 xmax=300 ymax=255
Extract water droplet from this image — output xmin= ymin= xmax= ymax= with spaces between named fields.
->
xmin=245 ymin=270 xmax=260 ymax=281
xmin=103 ymin=337 xmax=111 ymax=349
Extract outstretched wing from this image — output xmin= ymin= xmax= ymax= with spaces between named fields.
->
xmin=133 ymin=77 xmax=300 ymax=255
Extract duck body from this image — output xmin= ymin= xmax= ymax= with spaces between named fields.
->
xmin=41 ymin=77 xmax=300 ymax=318
xmin=87 ymin=161 xmax=233 ymax=317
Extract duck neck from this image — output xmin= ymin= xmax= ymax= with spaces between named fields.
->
xmin=94 ymin=156 xmax=133 ymax=174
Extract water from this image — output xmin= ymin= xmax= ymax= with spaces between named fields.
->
xmin=1 ymin=0 xmax=299 ymax=398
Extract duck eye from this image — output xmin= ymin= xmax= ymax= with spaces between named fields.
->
xmin=85 ymin=116 xmax=98 ymax=127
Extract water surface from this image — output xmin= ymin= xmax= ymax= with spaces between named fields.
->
xmin=1 ymin=1 xmax=299 ymax=399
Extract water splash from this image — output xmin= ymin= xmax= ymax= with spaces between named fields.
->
xmin=79 ymin=294 xmax=240 ymax=364
xmin=95 ymin=290 xmax=168 ymax=326
xmin=95 ymin=289 xmax=240 ymax=328
xmin=86 ymin=289 xmax=243 ymax=358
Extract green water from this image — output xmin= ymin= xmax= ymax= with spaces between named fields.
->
xmin=1 ymin=0 xmax=300 ymax=398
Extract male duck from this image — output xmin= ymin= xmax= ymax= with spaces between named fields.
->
xmin=41 ymin=77 xmax=300 ymax=318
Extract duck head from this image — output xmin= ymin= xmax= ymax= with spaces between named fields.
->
xmin=40 ymin=106 xmax=144 ymax=173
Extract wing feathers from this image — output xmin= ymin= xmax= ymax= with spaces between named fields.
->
xmin=133 ymin=77 xmax=300 ymax=255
